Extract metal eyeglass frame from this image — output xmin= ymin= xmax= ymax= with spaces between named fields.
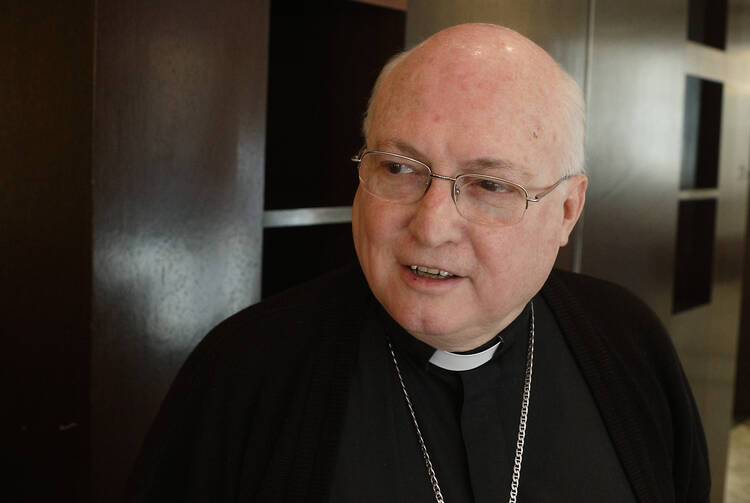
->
xmin=351 ymin=149 xmax=571 ymax=216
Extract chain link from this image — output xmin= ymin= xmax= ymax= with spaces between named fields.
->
xmin=508 ymin=302 xmax=534 ymax=503
xmin=388 ymin=302 xmax=535 ymax=503
xmin=388 ymin=341 xmax=446 ymax=503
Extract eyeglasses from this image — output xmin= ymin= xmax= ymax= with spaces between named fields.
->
xmin=351 ymin=149 xmax=570 ymax=226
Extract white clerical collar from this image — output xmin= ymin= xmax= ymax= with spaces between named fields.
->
xmin=429 ymin=338 xmax=503 ymax=371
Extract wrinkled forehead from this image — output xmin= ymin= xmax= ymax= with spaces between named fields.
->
xmin=368 ymin=37 xmax=570 ymax=178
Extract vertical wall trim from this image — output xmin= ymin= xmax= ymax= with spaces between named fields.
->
xmin=572 ymin=0 xmax=596 ymax=274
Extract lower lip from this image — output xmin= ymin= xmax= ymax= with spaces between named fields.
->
xmin=399 ymin=265 xmax=463 ymax=291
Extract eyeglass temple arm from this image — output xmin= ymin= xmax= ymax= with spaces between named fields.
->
xmin=527 ymin=175 xmax=572 ymax=203
xmin=351 ymin=146 xmax=369 ymax=163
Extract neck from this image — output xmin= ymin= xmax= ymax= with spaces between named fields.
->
xmin=406 ymin=304 xmax=526 ymax=353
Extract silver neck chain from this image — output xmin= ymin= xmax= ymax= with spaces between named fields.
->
xmin=387 ymin=302 xmax=535 ymax=503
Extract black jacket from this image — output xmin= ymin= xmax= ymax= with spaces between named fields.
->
xmin=127 ymin=265 xmax=710 ymax=502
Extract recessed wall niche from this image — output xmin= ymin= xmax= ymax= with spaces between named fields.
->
xmin=672 ymin=198 xmax=717 ymax=313
xmin=264 ymin=1 xmax=406 ymax=210
xmin=688 ymin=0 xmax=728 ymax=50
xmin=261 ymin=0 xmax=406 ymax=300
xmin=262 ymin=223 xmax=357 ymax=298
xmin=681 ymin=75 xmax=723 ymax=189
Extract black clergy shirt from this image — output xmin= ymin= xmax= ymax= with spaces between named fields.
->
xmin=329 ymin=295 xmax=637 ymax=502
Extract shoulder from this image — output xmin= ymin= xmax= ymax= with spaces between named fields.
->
xmin=542 ymin=268 xmax=678 ymax=386
xmin=543 ymin=268 xmax=666 ymax=340
xmin=545 ymin=268 xmax=657 ymax=318
xmin=128 ymin=268 xmax=372 ymax=501
xmin=543 ymin=270 xmax=710 ymax=500
xmin=184 ymin=263 xmax=372 ymax=380
xmin=542 ymin=268 xmax=687 ymax=409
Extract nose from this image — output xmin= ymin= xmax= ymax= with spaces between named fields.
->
xmin=407 ymin=176 xmax=465 ymax=247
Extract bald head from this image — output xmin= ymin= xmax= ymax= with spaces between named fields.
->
xmin=363 ymin=23 xmax=585 ymax=177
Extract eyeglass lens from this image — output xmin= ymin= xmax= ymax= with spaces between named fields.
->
xmin=357 ymin=152 xmax=527 ymax=225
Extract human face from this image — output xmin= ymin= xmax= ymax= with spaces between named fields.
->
xmin=352 ymin=30 xmax=586 ymax=351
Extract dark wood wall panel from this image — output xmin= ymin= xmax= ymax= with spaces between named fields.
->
xmin=91 ymin=0 xmax=269 ymax=499
xmin=1 ymin=1 xmax=94 ymax=501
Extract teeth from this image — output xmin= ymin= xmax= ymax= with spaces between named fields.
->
xmin=409 ymin=265 xmax=455 ymax=279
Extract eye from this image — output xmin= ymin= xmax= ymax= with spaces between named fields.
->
xmin=383 ymin=161 xmax=415 ymax=175
xmin=477 ymin=179 xmax=510 ymax=192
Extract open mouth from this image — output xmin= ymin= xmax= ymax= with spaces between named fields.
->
xmin=409 ymin=265 xmax=456 ymax=279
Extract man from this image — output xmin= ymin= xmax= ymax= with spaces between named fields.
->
xmin=128 ymin=24 xmax=710 ymax=502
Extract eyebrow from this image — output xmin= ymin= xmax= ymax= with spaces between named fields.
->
xmin=463 ymin=158 xmax=527 ymax=176
xmin=378 ymin=140 xmax=425 ymax=160
xmin=377 ymin=139 xmax=530 ymax=178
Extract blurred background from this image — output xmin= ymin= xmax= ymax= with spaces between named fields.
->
xmin=3 ymin=0 xmax=750 ymax=501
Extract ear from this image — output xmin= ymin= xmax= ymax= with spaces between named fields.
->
xmin=558 ymin=174 xmax=587 ymax=246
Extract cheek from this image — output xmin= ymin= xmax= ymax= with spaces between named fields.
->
xmin=352 ymin=192 xmax=401 ymax=267
xmin=473 ymin=231 xmax=527 ymax=284
xmin=519 ymin=208 xmax=567 ymax=279
xmin=352 ymin=192 xmax=375 ymax=267
xmin=472 ymin=218 xmax=560 ymax=294
xmin=524 ymin=211 xmax=565 ymax=266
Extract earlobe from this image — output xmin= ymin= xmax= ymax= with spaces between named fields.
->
xmin=559 ymin=175 xmax=587 ymax=247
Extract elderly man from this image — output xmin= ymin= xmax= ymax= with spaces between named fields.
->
xmin=129 ymin=24 xmax=710 ymax=502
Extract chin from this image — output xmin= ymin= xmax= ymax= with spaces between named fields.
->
xmin=388 ymin=302 xmax=460 ymax=338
